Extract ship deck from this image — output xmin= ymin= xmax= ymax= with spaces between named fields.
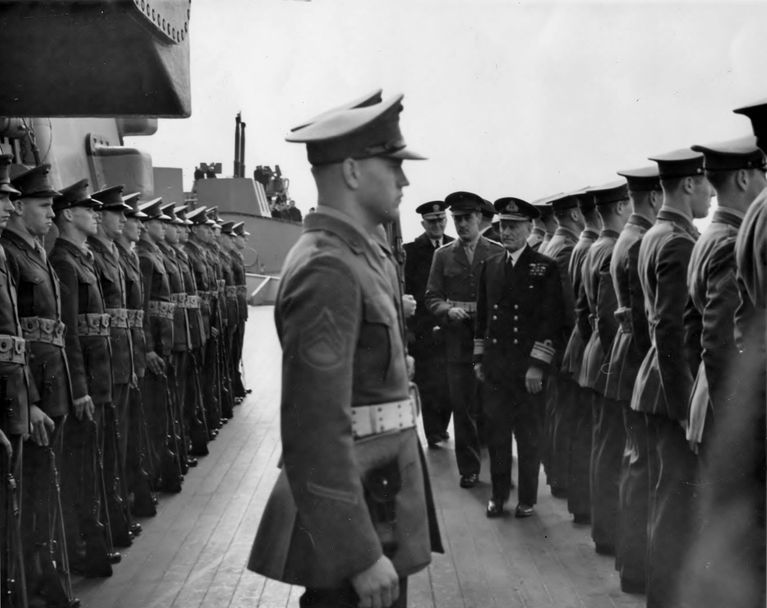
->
xmin=74 ymin=306 xmax=644 ymax=608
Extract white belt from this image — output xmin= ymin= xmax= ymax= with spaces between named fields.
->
xmin=351 ymin=397 xmax=416 ymax=439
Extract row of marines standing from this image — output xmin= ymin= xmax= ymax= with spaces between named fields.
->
xmin=406 ymin=98 xmax=767 ymax=608
xmin=0 ymin=159 xmax=250 ymax=608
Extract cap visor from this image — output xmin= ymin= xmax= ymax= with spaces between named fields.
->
xmin=499 ymin=214 xmax=531 ymax=221
xmin=0 ymin=185 xmax=21 ymax=196
xmin=128 ymin=210 xmax=148 ymax=219
xmin=388 ymin=147 xmax=427 ymax=161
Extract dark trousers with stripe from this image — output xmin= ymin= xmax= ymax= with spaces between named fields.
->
xmin=446 ymin=362 xmax=481 ymax=476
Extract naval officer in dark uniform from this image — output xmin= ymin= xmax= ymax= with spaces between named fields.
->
xmin=249 ymin=92 xmax=441 ymax=608
xmin=630 ymin=148 xmax=711 ymax=608
xmin=425 ymin=191 xmax=504 ymax=488
xmin=474 ymin=197 xmax=565 ymax=518
xmin=403 ymin=200 xmax=453 ymax=447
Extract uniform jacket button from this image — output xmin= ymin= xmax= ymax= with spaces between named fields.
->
xmin=492 ymin=338 xmax=498 ymax=344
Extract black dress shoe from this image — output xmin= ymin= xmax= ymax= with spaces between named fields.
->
xmin=573 ymin=513 xmax=591 ymax=525
xmin=440 ymin=431 xmax=450 ymax=440
xmin=486 ymin=499 xmax=505 ymax=518
xmin=551 ymin=486 xmax=567 ymax=499
xmin=186 ymin=456 xmax=199 ymax=468
xmin=595 ymin=542 xmax=615 ymax=556
xmin=620 ymin=577 xmax=645 ymax=594
xmin=515 ymin=503 xmax=534 ymax=518
xmin=130 ymin=522 xmax=143 ymax=537
xmin=459 ymin=473 xmax=479 ymax=488
xmin=426 ymin=435 xmax=442 ymax=448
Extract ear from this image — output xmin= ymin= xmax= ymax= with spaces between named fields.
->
xmin=735 ymin=168 xmax=749 ymax=192
xmin=616 ymin=200 xmax=627 ymax=215
xmin=11 ymin=199 xmax=23 ymax=216
xmin=341 ymin=158 xmax=361 ymax=190
xmin=683 ymin=176 xmax=695 ymax=194
xmin=61 ymin=208 xmax=74 ymax=223
xmin=649 ymin=190 xmax=662 ymax=210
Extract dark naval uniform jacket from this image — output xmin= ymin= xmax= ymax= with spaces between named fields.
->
xmin=50 ymin=238 xmax=113 ymax=405
xmin=2 ymin=229 xmax=71 ymax=417
xmin=174 ymin=244 xmax=205 ymax=351
xmin=90 ymin=236 xmax=133 ymax=385
xmin=604 ymin=214 xmax=654 ymax=402
xmin=630 ymin=208 xmax=699 ymax=419
xmin=157 ymin=241 xmax=190 ymax=354
xmin=561 ymin=228 xmax=599 ymax=378
xmin=115 ymin=239 xmax=146 ymax=378
xmin=578 ymin=228 xmax=621 ymax=393
xmin=474 ymin=246 xmax=565 ymax=382
xmin=0 ymin=244 xmax=33 ymax=435
xmin=249 ymin=210 xmax=440 ymax=588
xmin=424 ymin=236 xmax=504 ymax=363
xmin=185 ymin=238 xmax=213 ymax=341
xmin=403 ymin=232 xmax=454 ymax=345
xmin=686 ymin=207 xmax=743 ymax=437
xmin=541 ymin=226 xmax=580 ymax=342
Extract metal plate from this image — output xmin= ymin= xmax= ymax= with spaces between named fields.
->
xmin=131 ymin=0 xmax=190 ymax=44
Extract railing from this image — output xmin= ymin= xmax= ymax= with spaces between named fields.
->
xmin=246 ymin=273 xmax=281 ymax=306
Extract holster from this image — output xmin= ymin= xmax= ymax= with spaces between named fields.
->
xmin=362 ymin=460 xmax=401 ymax=557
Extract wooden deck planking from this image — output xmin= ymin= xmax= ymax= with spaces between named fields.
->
xmin=74 ymin=306 xmax=645 ymax=608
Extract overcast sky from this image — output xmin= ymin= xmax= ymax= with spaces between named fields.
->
xmin=131 ymin=0 xmax=767 ymax=240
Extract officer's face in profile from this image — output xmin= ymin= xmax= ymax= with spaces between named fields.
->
xmin=16 ymin=197 xmax=55 ymax=236
xmin=690 ymin=175 xmax=713 ymax=219
xmin=165 ymin=222 xmax=179 ymax=244
xmin=100 ymin=209 xmax=125 ymax=240
xmin=421 ymin=216 xmax=446 ymax=240
xmin=0 ymin=194 xmax=14 ymax=228
xmin=452 ymin=211 xmax=481 ymax=242
xmin=500 ymin=219 xmax=532 ymax=252
xmin=71 ymin=206 xmax=98 ymax=236
xmin=123 ymin=217 xmax=141 ymax=242
xmin=146 ymin=219 xmax=165 ymax=241
xmin=356 ymin=156 xmax=409 ymax=223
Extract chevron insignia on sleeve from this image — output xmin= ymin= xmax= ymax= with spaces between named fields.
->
xmin=473 ymin=338 xmax=485 ymax=356
xmin=300 ymin=307 xmax=346 ymax=369
xmin=530 ymin=339 xmax=555 ymax=364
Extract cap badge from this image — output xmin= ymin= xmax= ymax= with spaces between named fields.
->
xmin=507 ymin=201 xmax=518 ymax=213
xmin=432 ymin=204 xmax=440 ymax=213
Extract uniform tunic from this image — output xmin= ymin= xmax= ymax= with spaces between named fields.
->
xmin=474 ymin=246 xmax=565 ymax=505
xmin=249 ymin=210 xmax=440 ymax=587
xmin=629 ymin=207 xmax=699 ymax=608
xmin=404 ymin=232 xmax=454 ymax=440
xmin=425 ymin=236 xmax=504 ymax=476
xmin=604 ymin=213 xmax=654 ymax=588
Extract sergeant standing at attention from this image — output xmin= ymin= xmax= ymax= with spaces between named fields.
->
xmin=136 ymin=199 xmax=183 ymax=494
xmin=229 ymin=221 xmax=250 ymax=403
xmin=0 ymin=157 xmax=36 ymax=608
xmin=604 ymin=166 xmax=660 ymax=594
xmin=681 ymin=136 xmax=766 ymax=608
xmin=50 ymin=180 xmax=121 ymax=577
xmin=540 ymin=192 xmax=583 ymax=499
xmin=425 ymin=191 xmax=504 ymax=488
xmin=630 ymin=148 xmax=711 ymax=608
xmin=89 ymin=185 xmax=139 ymax=549
xmin=561 ymin=188 xmax=602 ymax=523
xmin=113 ymin=195 xmax=157 ymax=517
xmin=404 ymin=200 xmax=453 ymax=447
xmin=218 ymin=221 xmax=240 ymax=417
xmin=474 ymin=197 xmax=565 ymax=518
xmin=576 ymin=181 xmax=630 ymax=556
xmin=249 ymin=92 xmax=442 ymax=608
xmin=3 ymin=163 xmax=79 ymax=606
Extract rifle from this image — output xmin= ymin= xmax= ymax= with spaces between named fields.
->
xmin=91 ymin=417 xmax=118 ymax=562
xmin=129 ymin=386 xmax=157 ymax=517
xmin=218 ymin=325 xmax=235 ymax=420
xmin=103 ymin=403 xmax=132 ymax=547
xmin=167 ymin=362 xmax=189 ymax=475
xmin=187 ymin=351 xmax=209 ymax=456
xmin=160 ymin=370 xmax=183 ymax=493
xmin=1 ymin=376 xmax=27 ymax=608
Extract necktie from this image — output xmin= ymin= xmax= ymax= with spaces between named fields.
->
xmin=35 ymin=241 xmax=47 ymax=262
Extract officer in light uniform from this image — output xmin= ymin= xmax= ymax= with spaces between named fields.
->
xmin=577 ymin=181 xmax=630 ymax=555
xmin=605 ymin=166 xmax=660 ymax=593
xmin=630 ymin=148 xmax=711 ymax=608
xmin=425 ymin=191 xmax=504 ymax=489
xmin=539 ymin=192 xmax=583 ymax=498
xmin=561 ymin=188 xmax=602 ymax=523
xmin=474 ymin=197 xmax=565 ymax=518
xmin=249 ymin=91 xmax=441 ymax=608
xmin=403 ymin=201 xmax=453 ymax=447
xmin=681 ymin=136 xmax=767 ymax=608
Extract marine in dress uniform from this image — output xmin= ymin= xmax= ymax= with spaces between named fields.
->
xmin=606 ymin=166 xmax=660 ymax=593
xmin=218 ymin=220 xmax=240 ymax=419
xmin=561 ymin=188 xmax=602 ymax=522
xmin=425 ymin=191 xmax=504 ymax=488
xmin=50 ymin=180 xmax=121 ymax=577
xmin=681 ymin=136 xmax=767 ymax=608
xmin=136 ymin=199 xmax=183 ymax=494
xmin=577 ymin=181 xmax=630 ymax=555
xmin=0 ymin=158 xmax=34 ymax=608
xmin=3 ymin=163 xmax=80 ymax=606
xmin=113 ymin=195 xmax=157 ymax=518
xmin=249 ymin=92 xmax=441 ymax=608
xmin=403 ymin=201 xmax=453 ymax=447
xmin=474 ymin=197 xmax=565 ymax=518
xmin=539 ymin=192 xmax=583 ymax=498
xmin=528 ymin=195 xmax=558 ymax=252
xmin=629 ymin=148 xmax=711 ymax=608
xmin=89 ymin=185 xmax=139 ymax=549
xmin=229 ymin=221 xmax=250 ymax=402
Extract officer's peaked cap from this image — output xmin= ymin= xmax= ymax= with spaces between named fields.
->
xmin=12 ymin=164 xmax=60 ymax=200
xmin=734 ymin=98 xmax=767 ymax=153
xmin=174 ymin=205 xmax=193 ymax=226
xmin=290 ymin=89 xmax=383 ymax=132
xmin=591 ymin=180 xmax=629 ymax=206
xmin=691 ymin=135 xmax=766 ymax=172
xmin=138 ymin=197 xmax=169 ymax=221
xmin=494 ymin=197 xmax=539 ymax=221
xmin=92 ymin=184 xmax=132 ymax=212
xmin=648 ymin=148 xmax=704 ymax=179
xmin=415 ymin=200 xmax=447 ymax=220
xmin=616 ymin=166 xmax=661 ymax=192
xmin=287 ymin=93 xmax=426 ymax=166
xmin=548 ymin=192 xmax=580 ymax=212
xmin=446 ymin=191 xmax=484 ymax=214
xmin=53 ymin=179 xmax=101 ymax=213
xmin=0 ymin=155 xmax=20 ymax=197
xmin=122 ymin=192 xmax=147 ymax=219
